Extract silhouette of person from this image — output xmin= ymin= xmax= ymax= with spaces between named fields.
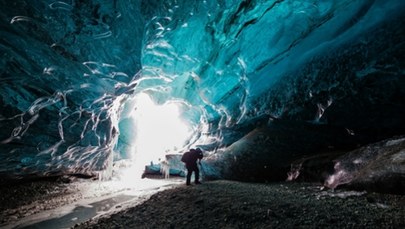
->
xmin=181 ymin=148 xmax=203 ymax=185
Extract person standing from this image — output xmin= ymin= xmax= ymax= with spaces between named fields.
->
xmin=181 ymin=148 xmax=203 ymax=185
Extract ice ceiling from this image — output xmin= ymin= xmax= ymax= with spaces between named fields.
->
xmin=0 ymin=0 xmax=404 ymax=179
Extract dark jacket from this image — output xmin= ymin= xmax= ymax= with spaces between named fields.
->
xmin=181 ymin=149 xmax=203 ymax=166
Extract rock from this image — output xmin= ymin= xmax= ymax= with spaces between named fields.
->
xmin=324 ymin=136 xmax=405 ymax=194
xmin=204 ymin=120 xmax=360 ymax=182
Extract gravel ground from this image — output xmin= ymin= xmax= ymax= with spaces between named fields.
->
xmin=75 ymin=180 xmax=405 ymax=229
xmin=0 ymin=178 xmax=82 ymax=226
xmin=0 ymin=176 xmax=180 ymax=228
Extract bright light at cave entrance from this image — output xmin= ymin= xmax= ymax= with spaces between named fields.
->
xmin=124 ymin=92 xmax=193 ymax=180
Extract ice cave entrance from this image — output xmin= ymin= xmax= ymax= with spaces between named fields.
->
xmin=123 ymin=92 xmax=193 ymax=180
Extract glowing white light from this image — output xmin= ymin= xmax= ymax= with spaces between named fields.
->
xmin=126 ymin=93 xmax=193 ymax=178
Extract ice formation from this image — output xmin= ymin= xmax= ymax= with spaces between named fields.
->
xmin=0 ymin=0 xmax=404 ymax=180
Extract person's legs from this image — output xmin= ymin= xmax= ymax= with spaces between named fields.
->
xmin=194 ymin=166 xmax=201 ymax=184
xmin=186 ymin=166 xmax=192 ymax=185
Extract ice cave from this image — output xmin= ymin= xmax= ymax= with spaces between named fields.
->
xmin=0 ymin=0 xmax=404 ymax=228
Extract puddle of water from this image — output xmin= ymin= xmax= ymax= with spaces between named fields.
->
xmin=17 ymin=194 xmax=137 ymax=229
xmin=4 ymin=178 xmax=183 ymax=229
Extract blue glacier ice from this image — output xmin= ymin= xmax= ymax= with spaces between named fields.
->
xmin=0 ymin=0 xmax=404 ymax=182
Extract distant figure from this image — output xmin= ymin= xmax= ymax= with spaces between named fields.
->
xmin=181 ymin=148 xmax=203 ymax=185
xmin=160 ymin=160 xmax=170 ymax=179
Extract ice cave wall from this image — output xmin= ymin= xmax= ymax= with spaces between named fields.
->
xmin=0 ymin=0 xmax=144 ymax=177
xmin=0 ymin=0 xmax=404 ymax=179
xmin=136 ymin=0 xmax=405 ymax=151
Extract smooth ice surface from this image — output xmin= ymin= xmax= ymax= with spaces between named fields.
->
xmin=0 ymin=0 xmax=404 ymax=178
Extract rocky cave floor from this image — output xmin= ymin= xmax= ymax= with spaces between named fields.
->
xmin=0 ymin=179 xmax=404 ymax=229
xmin=74 ymin=180 xmax=404 ymax=229
xmin=0 ymin=177 xmax=86 ymax=227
